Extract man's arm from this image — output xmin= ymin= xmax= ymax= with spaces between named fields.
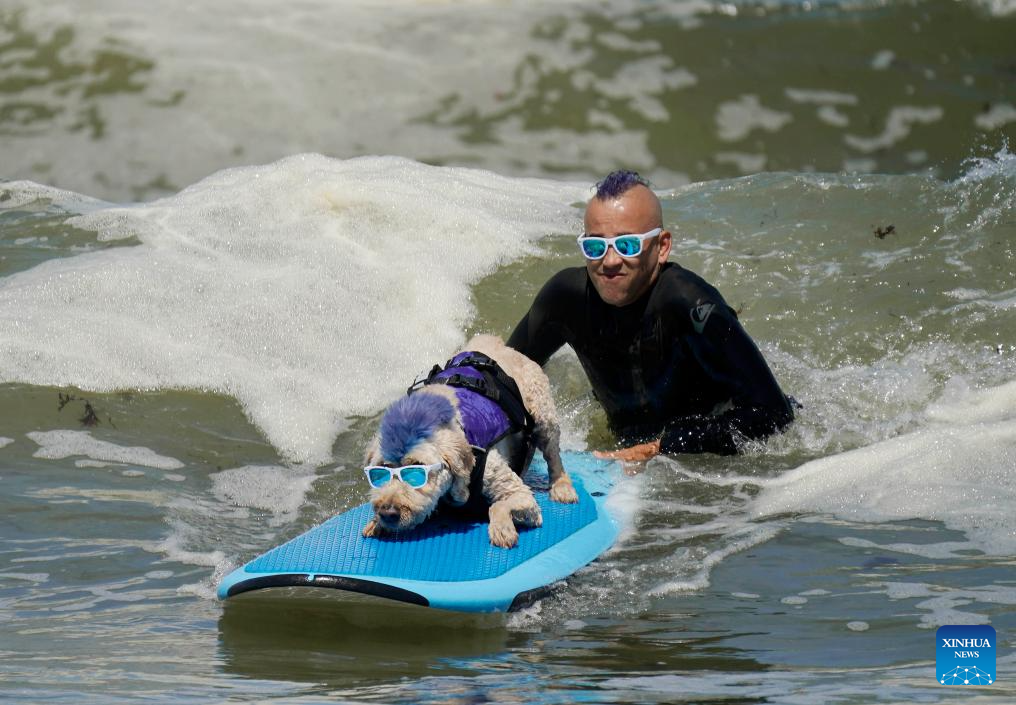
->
xmin=506 ymin=269 xmax=577 ymax=365
xmin=660 ymin=306 xmax=793 ymax=455
xmin=596 ymin=310 xmax=793 ymax=462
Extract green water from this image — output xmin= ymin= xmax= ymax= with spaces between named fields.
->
xmin=1 ymin=1 xmax=1014 ymax=201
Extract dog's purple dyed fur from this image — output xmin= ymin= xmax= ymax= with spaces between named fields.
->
xmin=379 ymin=393 xmax=455 ymax=463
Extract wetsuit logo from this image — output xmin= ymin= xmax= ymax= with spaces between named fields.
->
xmin=936 ymin=625 xmax=995 ymax=686
xmin=691 ymin=302 xmax=715 ymax=334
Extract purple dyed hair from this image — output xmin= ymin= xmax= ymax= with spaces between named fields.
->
xmin=379 ymin=393 xmax=455 ymax=462
xmin=594 ymin=170 xmax=651 ymax=200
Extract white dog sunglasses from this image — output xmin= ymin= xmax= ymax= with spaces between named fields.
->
xmin=363 ymin=462 xmax=444 ymax=489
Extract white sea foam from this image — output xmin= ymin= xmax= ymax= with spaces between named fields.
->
xmin=144 ymin=570 xmax=174 ymax=580
xmin=648 ymin=524 xmax=780 ymax=594
xmin=27 ymin=486 xmax=170 ymax=506
xmin=944 ymin=287 xmax=989 ymax=301
xmin=603 ymin=468 xmax=644 ymax=547
xmin=715 ymin=95 xmax=793 ymax=142
xmin=0 ymin=437 xmax=13 ymax=449
xmin=880 ymin=581 xmax=1016 ymax=628
xmin=0 ymin=181 xmax=110 ymax=212
xmin=974 ymin=0 xmax=1016 ymax=16
xmin=750 ymin=379 xmax=1016 ymax=555
xmin=151 ymin=530 xmax=226 ymax=569
xmin=177 ymin=564 xmax=231 ymax=602
xmin=210 ymin=464 xmax=318 ymax=525
xmin=870 ymin=50 xmax=895 ymax=70
xmin=816 ymin=106 xmax=850 ymax=128
xmin=2 ymin=156 xmax=586 ymax=464
xmin=844 ymin=106 xmax=944 ymax=153
xmin=75 ymin=459 xmax=121 ymax=469
xmin=974 ymin=103 xmax=1016 ymax=130
xmin=928 ymin=377 xmax=1016 ymax=425
xmin=27 ymin=430 xmax=185 ymax=470
xmin=784 ymin=88 xmax=858 ymax=106
xmin=592 ymin=57 xmax=697 ymax=123
xmin=0 ymin=572 xmax=49 ymax=583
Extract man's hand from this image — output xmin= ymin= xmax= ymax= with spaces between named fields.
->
xmin=594 ymin=438 xmax=661 ymax=462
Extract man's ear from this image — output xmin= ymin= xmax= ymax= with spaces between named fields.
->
xmin=364 ymin=435 xmax=382 ymax=466
xmin=657 ymin=229 xmax=673 ymax=263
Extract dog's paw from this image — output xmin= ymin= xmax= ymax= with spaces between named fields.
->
xmin=488 ymin=520 xmax=519 ymax=549
xmin=362 ymin=517 xmax=385 ymax=538
xmin=550 ymin=475 xmax=578 ymax=504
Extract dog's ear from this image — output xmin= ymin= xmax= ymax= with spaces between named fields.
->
xmin=363 ymin=435 xmax=382 ymax=467
xmin=431 ymin=426 xmax=474 ymax=505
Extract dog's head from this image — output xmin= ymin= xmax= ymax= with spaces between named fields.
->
xmin=363 ymin=388 xmax=474 ymax=532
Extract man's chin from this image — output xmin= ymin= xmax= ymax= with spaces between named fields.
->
xmin=595 ymin=282 xmax=634 ymax=306
xmin=592 ymin=277 xmax=622 ymax=301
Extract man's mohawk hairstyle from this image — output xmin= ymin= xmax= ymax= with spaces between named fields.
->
xmin=594 ymin=170 xmax=651 ymax=200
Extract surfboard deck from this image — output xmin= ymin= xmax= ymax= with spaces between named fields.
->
xmin=217 ymin=451 xmax=621 ymax=612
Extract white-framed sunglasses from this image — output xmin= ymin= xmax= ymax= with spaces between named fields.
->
xmin=577 ymin=227 xmax=662 ymax=260
xmin=363 ymin=462 xmax=444 ymax=489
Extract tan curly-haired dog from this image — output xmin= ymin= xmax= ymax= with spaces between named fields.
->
xmin=362 ymin=334 xmax=577 ymax=548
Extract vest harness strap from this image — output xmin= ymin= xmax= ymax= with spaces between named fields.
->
xmin=407 ymin=352 xmax=533 ymax=437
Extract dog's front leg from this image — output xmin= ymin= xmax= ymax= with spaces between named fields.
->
xmin=362 ymin=517 xmax=386 ymax=538
xmin=484 ymin=451 xmax=543 ymax=548
xmin=488 ymin=493 xmax=543 ymax=548
xmin=533 ymin=421 xmax=578 ymax=504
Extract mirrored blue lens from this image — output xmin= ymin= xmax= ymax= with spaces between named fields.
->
xmin=580 ymin=238 xmax=607 ymax=259
xmin=400 ymin=467 xmax=428 ymax=487
xmin=367 ymin=467 xmax=392 ymax=487
xmin=614 ymin=235 xmax=642 ymax=257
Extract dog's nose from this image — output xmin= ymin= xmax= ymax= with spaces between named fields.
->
xmin=379 ymin=506 xmax=401 ymax=525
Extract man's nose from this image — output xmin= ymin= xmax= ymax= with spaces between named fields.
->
xmin=602 ymin=245 xmax=624 ymax=267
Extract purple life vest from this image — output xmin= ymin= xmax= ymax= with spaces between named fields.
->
xmin=432 ymin=352 xmax=511 ymax=449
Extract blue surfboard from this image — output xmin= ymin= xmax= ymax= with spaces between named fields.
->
xmin=217 ymin=451 xmax=621 ymax=612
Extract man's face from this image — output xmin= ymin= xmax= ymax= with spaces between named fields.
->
xmin=582 ymin=185 xmax=671 ymax=307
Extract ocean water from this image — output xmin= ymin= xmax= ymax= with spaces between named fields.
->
xmin=2 ymin=0 xmax=1015 ymax=703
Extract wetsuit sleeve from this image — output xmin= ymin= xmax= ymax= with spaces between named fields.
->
xmin=506 ymin=269 xmax=576 ymax=366
xmin=659 ymin=308 xmax=794 ymax=455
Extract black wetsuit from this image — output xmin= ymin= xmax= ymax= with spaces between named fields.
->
xmin=507 ymin=263 xmax=794 ymax=455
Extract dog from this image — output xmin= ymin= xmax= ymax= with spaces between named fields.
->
xmin=362 ymin=334 xmax=577 ymax=548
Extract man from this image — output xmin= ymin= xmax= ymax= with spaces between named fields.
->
xmin=506 ymin=170 xmax=794 ymax=461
